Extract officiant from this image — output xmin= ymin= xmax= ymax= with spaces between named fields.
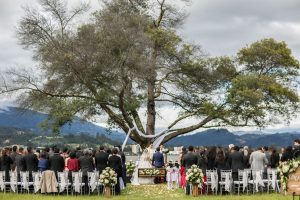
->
xmin=152 ymin=147 xmax=164 ymax=184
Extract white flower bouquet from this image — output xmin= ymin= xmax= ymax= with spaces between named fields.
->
xmin=186 ymin=165 xmax=204 ymax=185
xmin=278 ymin=158 xmax=300 ymax=191
xmin=126 ymin=160 xmax=136 ymax=175
xmin=99 ymin=167 xmax=118 ymax=186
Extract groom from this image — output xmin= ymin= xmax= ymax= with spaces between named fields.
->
xmin=152 ymin=147 xmax=164 ymax=184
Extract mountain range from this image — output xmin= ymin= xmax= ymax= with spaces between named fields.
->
xmin=0 ymin=106 xmax=299 ymax=147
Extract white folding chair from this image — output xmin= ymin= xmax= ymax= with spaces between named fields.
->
xmin=72 ymin=171 xmax=84 ymax=195
xmin=205 ymin=170 xmax=218 ymax=195
xmin=0 ymin=171 xmax=7 ymax=193
xmin=233 ymin=169 xmax=251 ymax=195
xmin=266 ymin=168 xmax=279 ymax=193
xmin=9 ymin=171 xmax=20 ymax=193
xmin=32 ymin=172 xmax=42 ymax=193
xmin=219 ymin=170 xmax=233 ymax=195
xmin=58 ymin=171 xmax=71 ymax=195
xmin=88 ymin=171 xmax=98 ymax=195
xmin=249 ymin=170 xmax=265 ymax=193
xmin=20 ymin=171 xmax=33 ymax=193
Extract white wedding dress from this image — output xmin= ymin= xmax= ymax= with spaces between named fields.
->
xmin=131 ymin=149 xmax=154 ymax=185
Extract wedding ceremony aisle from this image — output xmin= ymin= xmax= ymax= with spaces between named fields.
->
xmin=0 ymin=185 xmax=292 ymax=200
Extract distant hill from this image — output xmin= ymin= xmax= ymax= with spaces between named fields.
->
xmin=167 ymin=128 xmax=300 ymax=147
xmin=0 ymin=106 xmax=126 ymax=142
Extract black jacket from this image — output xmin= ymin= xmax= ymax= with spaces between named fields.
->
xmin=228 ymin=151 xmax=245 ymax=172
xmin=78 ymin=155 xmax=94 ymax=176
xmin=22 ymin=153 xmax=38 ymax=172
xmin=49 ymin=153 xmax=64 ymax=173
xmin=95 ymin=151 xmax=109 ymax=173
xmin=182 ymin=152 xmax=198 ymax=170
xmin=108 ymin=155 xmax=123 ymax=177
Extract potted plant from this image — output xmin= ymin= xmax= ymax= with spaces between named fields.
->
xmin=99 ymin=167 xmax=118 ymax=198
xmin=186 ymin=165 xmax=204 ymax=197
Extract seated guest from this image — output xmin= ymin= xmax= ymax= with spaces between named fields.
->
xmin=38 ymin=152 xmax=49 ymax=172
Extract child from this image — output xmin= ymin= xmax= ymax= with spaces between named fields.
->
xmin=172 ymin=161 xmax=180 ymax=189
xmin=166 ymin=161 xmax=174 ymax=190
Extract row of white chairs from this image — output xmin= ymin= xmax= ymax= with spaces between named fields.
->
xmin=0 ymin=170 xmax=116 ymax=196
xmin=189 ymin=168 xmax=280 ymax=195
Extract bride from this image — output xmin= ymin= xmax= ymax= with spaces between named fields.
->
xmin=131 ymin=147 xmax=155 ymax=185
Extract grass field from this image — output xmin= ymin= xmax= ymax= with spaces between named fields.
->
xmin=0 ymin=185 xmax=294 ymax=200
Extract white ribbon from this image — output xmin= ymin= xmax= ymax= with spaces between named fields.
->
xmin=21 ymin=172 xmax=29 ymax=191
xmin=74 ymin=174 xmax=81 ymax=193
xmin=33 ymin=173 xmax=41 ymax=193
xmin=0 ymin=172 xmax=4 ymax=191
xmin=242 ymin=171 xmax=248 ymax=191
xmin=254 ymin=171 xmax=264 ymax=192
xmin=10 ymin=172 xmax=17 ymax=193
xmin=90 ymin=173 xmax=97 ymax=192
xmin=59 ymin=173 xmax=67 ymax=193
xmin=224 ymin=173 xmax=231 ymax=192
xmin=271 ymin=170 xmax=276 ymax=190
xmin=210 ymin=172 xmax=217 ymax=192
xmin=122 ymin=127 xmax=135 ymax=151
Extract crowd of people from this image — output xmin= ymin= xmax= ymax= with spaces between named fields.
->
xmin=1 ymin=139 xmax=300 ymax=195
xmin=178 ymin=139 xmax=300 ymax=194
xmin=0 ymin=145 xmax=126 ymax=195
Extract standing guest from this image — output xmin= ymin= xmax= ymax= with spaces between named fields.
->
xmin=67 ymin=151 xmax=79 ymax=182
xmin=38 ymin=152 xmax=49 ymax=172
xmin=10 ymin=145 xmax=18 ymax=171
xmin=197 ymin=147 xmax=208 ymax=175
xmin=215 ymin=149 xmax=228 ymax=171
xmin=263 ymin=146 xmax=271 ymax=164
xmin=95 ymin=146 xmax=109 ymax=174
xmin=49 ymin=147 xmax=64 ymax=178
xmin=228 ymin=146 xmax=245 ymax=181
xmin=108 ymin=148 xmax=123 ymax=195
xmin=281 ymin=146 xmax=293 ymax=162
xmin=79 ymin=149 xmax=94 ymax=194
xmin=0 ymin=149 xmax=13 ymax=181
xmin=249 ymin=147 xmax=268 ymax=172
xmin=182 ymin=146 xmax=198 ymax=195
xmin=15 ymin=147 xmax=25 ymax=181
xmin=76 ymin=147 xmax=83 ymax=159
xmin=269 ymin=148 xmax=280 ymax=168
xmin=207 ymin=146 xmax=217 ymax=170
xmin=179 ymin=147 xmax=187 ymax=188
xmin=152 ymin=147 xmax=165 ymax=184
xmin=22 ymin=147 xmax=38 ymax=181
xmin=293 ymin=139 xmax=300 ymax=159
xmin=117 ymin=145 xmax=127 ymax=187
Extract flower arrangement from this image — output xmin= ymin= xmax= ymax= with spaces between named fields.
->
xmin=99 ymin=167 xmax=118 ymax=186
xmin=278 ymin=158 xmax=300 ymax=191
xmin=186 ymin=165 xmax=204 ymax=185
xmin=126 ymin=160 xmax=136 ymax=175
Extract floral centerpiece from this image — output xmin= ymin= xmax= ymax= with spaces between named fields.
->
xmin=126 ymin=160 xmax=136 ymax=176
xmin=186 ymin=165 xmax=204 ymax=197
xmin=99 ymin=167 xmax=118 ymax=197
xmin=278 ymin=158 xmax=300 ymax=192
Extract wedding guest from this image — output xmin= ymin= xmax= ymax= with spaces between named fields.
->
xmin=10 ymin=145 xmax=18 ymax=171
xmin=0 ymin=149 xmax=13 ymax=181
xmin=249 ymin=147 xmax=268 ymax=171
xmin=228 ymin=146 xmax=245 ymax=181
xmin=15 ymin=147 xmax=25 ymax=181
xmin=49 ymin=147 xmax=64 ymax=178
xmin=67 ymin=151 xmax=80 ymax=182
xmin=197 ymin=147 xmax=208 ymax=175
xmin=95 ymin=146 xmax=109 ymax=174
xmin=269 ymin=148 xmax=280 ymax=168
xmin=182 ymin=146 xmax=198 ymax=195
xmin=281 ymin=146 xmax=293 ymax=162
xmin=108 ymin=148 xmax=123 ymax=195
xmin=79 ymin=149 xmax=94 ymax=194
xmin=22 ymin=147 xmax=39 ymax=181
xmin=38 ymin=152 xmax=49 ymax=172
xmin=293 ymin=139 xmax=300 ymax=159
xmin=179 ymin=147 xmax=187 ymax=188
xmin=207 ymin=146 xmax=217 ymax=170
xmin=117 ymin=145 xmax=127 ymax=187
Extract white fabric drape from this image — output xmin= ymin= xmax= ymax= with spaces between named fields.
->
xmin=59 ymin=173 xmax=67 ymax=193
xmin=0 ymin=172 xmax=4 ymax=191
xmin=242 ymin=171 xmax=248 ymax=191
xmin=254 ymin=171 xmax=264 ymax=192
xmin=33 ymin=173 xmax=41 ymax=193
xmin=224 ymin=173 xmax=231 ymax=192
xmin=210 ymin=172 xmax=217 ymax=192
xmin=90 ymin=173 xmax=97 ymax=192
xmin=271 ymin=170 xmax=276 ymax=190
xmin=74 ymin=174 xmax=81 ymax=193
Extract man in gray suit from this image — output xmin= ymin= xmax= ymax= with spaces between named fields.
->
xmin=249 ymin=147 xmax=268 ymax=171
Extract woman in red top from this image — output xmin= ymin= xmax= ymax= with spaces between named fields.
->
xmin=67 ymin=151 xmax=79 ymax=182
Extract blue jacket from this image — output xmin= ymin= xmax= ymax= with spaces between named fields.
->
xmin=38 ymin=158 xmax=49 ymax=172
xmin=152 ymin=152 xmax=164 ymax=167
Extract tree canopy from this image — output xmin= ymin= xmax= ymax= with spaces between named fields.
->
xmin=1 ymin=0 xmax=299 ymax=147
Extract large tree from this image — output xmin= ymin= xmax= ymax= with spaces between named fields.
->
xmin=1 ymin=0 xmax=299 ymax=148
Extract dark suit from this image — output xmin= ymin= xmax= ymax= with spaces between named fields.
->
xmin=49 ymin=153 xmax=65 ymax=175
xmin=22 ymin=153 xmax=38 ymax=181
xmin=293 ymin=146 xmax=300 ymax=159
xmin=15 ymin=153 xmax=24 ymax=181
xmin=152 ymin=152 xmax=164 ymax=168
xmin=183 ymin=152 xmax=198 ymax=195
xmin=1 ymin=155 xmax=13 ymax=181
xmin=108 ymin=155 xmax=123 ymax=195
xmin=228 ymin=151 xmax=245 ymax=181
xmin=79 ymin=155 xmax=94 ymax=194
xmin=95 ymin=151 xmax=109 ymax=174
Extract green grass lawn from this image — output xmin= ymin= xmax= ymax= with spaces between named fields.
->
xmin=0 ymin=185 xmax=293 ymax=200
